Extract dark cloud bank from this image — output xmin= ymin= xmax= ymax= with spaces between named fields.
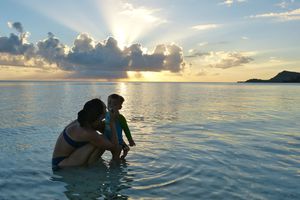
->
xmin=0 ymin=22 xmax=184 ymax=79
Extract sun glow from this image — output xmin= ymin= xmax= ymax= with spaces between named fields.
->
xmin=97 ymin=0 xmax=166 ymax=49
xmin=20 ymin=0 xmax=167 ymax=50
xmin=113 ymin=27 xmax=127 ymax=50
xmin=127 ymin=71 xmax=157 ymax=81
xmin=127 ymin=71 xmax=185 ymax=82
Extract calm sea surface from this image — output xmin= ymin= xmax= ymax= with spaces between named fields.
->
xmin=0 ymin=81 xmax=299 ymax=200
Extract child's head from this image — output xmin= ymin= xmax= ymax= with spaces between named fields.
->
xmin=107 ymin=94 xmax=125 ymax=111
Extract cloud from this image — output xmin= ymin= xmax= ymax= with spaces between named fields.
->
xmin=269 ymin=56 xmax=283 ymax=64
xmin=197 ymin=41 xmax=228 ymax=47
xmin=198 ymin=42 xmax=208 ymax=47
xmin=208 ymin=51 xmax=254 ymax=69
xmin=134 ymin=72 xmax=143 ymax=79
xmin=0 ymin=53 xmax=55 ymax=70
xmin=0 ymin=53 xmax=33 ymax=67
xmin=127 ymin=44 xmax=163 ymax=71
xmin=220 ymin=0 xmax=247 ymax=7
xmin=0 ymin=33 xmax=35 ymax=56
xmin=65 ymin=35 xmax=128 ymax=72
xmin=185 ymin=52 xmax=209 ymax=58
xmin=164 ymin=44 xmax=185 ymax=72
xmin=186 ymin=51 xmax=254 ymax=69
xmin=36 ymin=32 xmax=67 ymax=65
xmin=7 ymin=21 xmax=30 ymax=43
xmin=0 ymin=22 xmax=34 ymax=56
xmin=98 ymin=1 xmax=167 ymax=47
xmin=192 ymin=24 xmax=221 ymax=31
xmin=0 ymin=23 xmax=185 ymax=79
xmin=196 ymin=69 xmax=207 ymax=76
xmin=67 ymin=70 xmax=128 ymax=80
xmin=63 ymin=36 xmax=185 ymax=77
xmin=249 ymin=8 xmax=300 ymax=21
xmin=8 ymin=22 xmax=24 ymax=33
xmin=119 ymin=3 xmax=167 ymax=25
xmin=275 ymin=0 xmax=295 ymax=8
xmin=125 ymin=43 xmax=184 ymax=72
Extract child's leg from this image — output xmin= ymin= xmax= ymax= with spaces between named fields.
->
xmin=105 ymin=134 xmax=122 ymax=160
xmin=121 ymin=142 xmax=130 ymax=159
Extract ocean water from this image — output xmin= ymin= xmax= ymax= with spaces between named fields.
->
xmin=0 ymin=81 xmax=299 ymax=200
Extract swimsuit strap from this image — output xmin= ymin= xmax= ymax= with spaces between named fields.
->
xmin=63 ymin=128 xmax=89 ymax=148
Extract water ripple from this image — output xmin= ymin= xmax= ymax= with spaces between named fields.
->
xmin=1 ymin=82 xmax=300 ymax=199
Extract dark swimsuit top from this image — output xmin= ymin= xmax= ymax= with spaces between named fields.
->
xmin=63 ymin=128 xmax=89 ymax=148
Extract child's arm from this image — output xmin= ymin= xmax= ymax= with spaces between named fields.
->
xmin=122 ymin=139 xmax=130 ymax=150
xmin=119 ymin=114 xmax=135 ymax=146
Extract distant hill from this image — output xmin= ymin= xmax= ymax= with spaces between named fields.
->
xmin=241 ymin=71 xmax=300 ymax=83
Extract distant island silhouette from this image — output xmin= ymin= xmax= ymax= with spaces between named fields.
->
xmin=239 ymin=71 xmax=300 ymax=83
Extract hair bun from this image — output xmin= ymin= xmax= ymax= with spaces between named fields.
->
xmin=77 ymin=109 xmax=87 ymax=126
xmin=77 ymin=98 xmax=105 ymax=127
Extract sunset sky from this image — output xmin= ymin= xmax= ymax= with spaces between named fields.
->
xmin=0 ymin=0 xmax=299 ymax=82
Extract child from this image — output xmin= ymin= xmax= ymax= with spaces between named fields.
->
xmin=104 ymin=94 xmax=135 ymax=159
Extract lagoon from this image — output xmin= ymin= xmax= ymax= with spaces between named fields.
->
xmin=0 ymin=81 xmax=299 ymax=199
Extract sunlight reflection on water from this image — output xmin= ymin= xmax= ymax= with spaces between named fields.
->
xmin=0 ymin=82 xmax=299 ymax=199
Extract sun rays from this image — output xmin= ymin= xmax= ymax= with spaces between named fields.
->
xmin=96 ymin=0 xmax=167 ymax=49
xmin=2 ymin=0 xmax=299 ymax=82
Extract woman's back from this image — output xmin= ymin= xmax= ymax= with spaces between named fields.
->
xmin=52 ymin=121 xmax=90 ymax=158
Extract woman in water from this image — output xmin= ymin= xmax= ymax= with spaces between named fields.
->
xmin=52 ymin=98 xmax=121 ymax=170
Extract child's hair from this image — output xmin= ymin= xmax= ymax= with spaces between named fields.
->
xmin=77 ymin=98 xmax=105 ymax=127
xmin=108 ymin=94 xmax=125 ymax=103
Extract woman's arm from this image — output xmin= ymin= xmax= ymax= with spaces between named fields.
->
xmin=87 ymin=131 xmax=114 ymax=150
xmin=95 ymin=121 xmax=105 ymax=133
